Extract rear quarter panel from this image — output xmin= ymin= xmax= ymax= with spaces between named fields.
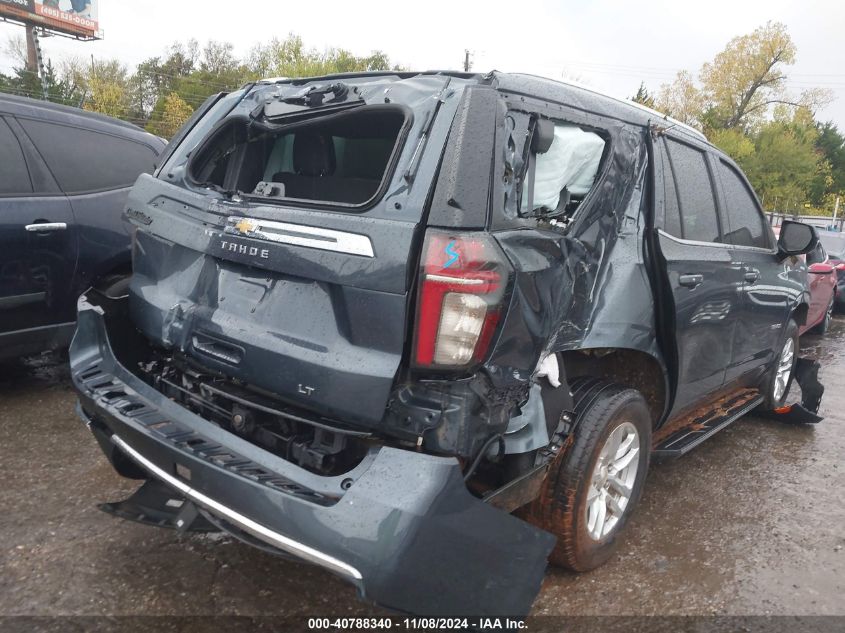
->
xmin=483 ymin=116 xmax=663 ymax=394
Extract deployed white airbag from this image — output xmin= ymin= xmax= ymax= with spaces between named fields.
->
xmin=528 ymin=124 xmax=606 ymax=211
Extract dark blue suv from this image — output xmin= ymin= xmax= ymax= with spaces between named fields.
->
xmin=0 ymin=94 xmax=165 ymax=359
xmin=69 ymin=73 xmax=824 ymax=617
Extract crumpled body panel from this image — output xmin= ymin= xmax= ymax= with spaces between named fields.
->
xmin=484 ymin=116 xmax=661 ymax=394
xmin=71 ymin=291 xmax=556 ymax=616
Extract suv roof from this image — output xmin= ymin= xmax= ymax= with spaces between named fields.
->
xmin=501 ymin=73 xmax=707 ymax=142
xmin=256 ymin=70 xmax=707 ymax=144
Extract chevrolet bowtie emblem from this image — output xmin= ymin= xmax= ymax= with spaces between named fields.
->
xmin=233 ymin=218 xmax=258 ymax=234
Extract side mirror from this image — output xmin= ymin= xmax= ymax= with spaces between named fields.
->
xmin=777 ymin=221 xmax=817 ymax=260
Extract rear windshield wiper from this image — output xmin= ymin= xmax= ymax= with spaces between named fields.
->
xmin=250 ymin=82 xmax=364 ymax=123
xmin=283 ymin=82 xmax=350 ymax=106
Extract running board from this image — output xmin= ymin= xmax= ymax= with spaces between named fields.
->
xmin=652 ymin=389 xmax=764 ymax=460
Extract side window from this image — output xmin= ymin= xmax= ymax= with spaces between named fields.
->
xmin=18 ymin=119 xmax=158 ymax=194
xmin=524 ymin=122 xmax=607 ymax=216
xmin=0 ymin=118 xmax=33 ymax=195
xmin=665 ymin=139 xmax=721 ymax=243
xmin=718 ymin=160 xmax=770 ymax=249
xmin=659 ymin=143 xmax=683 ymax=238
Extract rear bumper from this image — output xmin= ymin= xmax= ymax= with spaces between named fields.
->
xmin=70 ymin=290 xmax=555 ymax=616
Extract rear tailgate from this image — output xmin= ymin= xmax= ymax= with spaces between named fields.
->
xmin=126 ymin=76 xmax=463 ymax=428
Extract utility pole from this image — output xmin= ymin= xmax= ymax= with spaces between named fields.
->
xmin=25 ymin=25 xmax=49 ymax=100
xmin=463 ymin=49 xmax=472 ymax=72
xmin=25 ymin=24 xmax=38 ymax=74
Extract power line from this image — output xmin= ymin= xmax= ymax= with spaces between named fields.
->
xmin=8 ymin=65 xmax=242 ymax=100
xmin=560 ymin=65 xmax=845 ymax=88
xmin=135 ymin=68 xmax=240 ymax=91
xmin=561 ymin=58 xmax=845 ymax=79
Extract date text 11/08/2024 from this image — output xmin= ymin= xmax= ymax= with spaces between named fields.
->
xmin=307 ymin=618 xmax=528 ymax=630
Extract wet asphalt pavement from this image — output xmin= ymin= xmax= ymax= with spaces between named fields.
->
xmin=1 ymin=320 xmax=843 ymax=618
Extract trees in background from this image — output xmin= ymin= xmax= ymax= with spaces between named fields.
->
xmin=814 ymin=123 xmax=845 ymax=206
xmin=0 ymin=33 xmax=397 ymax=138
xmin=246 ymin=35 xmax=394 ymax=79
xmin=146 ymin=91 xmax=193 ymax=139
xmin=1 ymin=34 xmax=86 ymax=107
xmin=81 ymin=59 xmax=131 ymax=119
xmin=631 ymin=82 xmax=655 ymax=109
xmin=654 ymin=71 xmax=705 ymax=129
xmin=2 ymin=26 xmax=841 ymax=212
xmin=646 ymin=22 xmax=840 ymax=213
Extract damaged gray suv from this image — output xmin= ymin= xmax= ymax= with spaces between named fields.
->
xmin=71 ymin=71 xmax=824 ymax=616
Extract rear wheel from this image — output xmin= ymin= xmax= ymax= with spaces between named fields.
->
xmin=526 ymin=379 xmax=651 ymax=571
xmin=760 ymin=319 xmax=799 ymax=410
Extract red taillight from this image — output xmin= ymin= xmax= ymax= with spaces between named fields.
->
xmin=836 ymin=263 xmax=845 ymax=271
xmin=414 ymin=231 xmax=509 ymax=368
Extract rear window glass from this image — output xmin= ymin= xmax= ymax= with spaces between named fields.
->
xmin=19 ymin=119 xmax=159 ymax=194
xmin=0 ymin=118 xmax=32 ymax=195
xmin=665 ymin=139 xmax=721 ymax=243
xmin=524 ymin=122 xmax=606 ymax=216
xmin=189 ymin=105 xmax=408 ymax=207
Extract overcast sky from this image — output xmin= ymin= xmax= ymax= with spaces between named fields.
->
xmin=2 ymin=0 xmax=843 ymax=127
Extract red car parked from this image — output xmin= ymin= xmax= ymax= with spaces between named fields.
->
xmin=801 ymin=238 xmax=838 ymax=334
xmin=817 ymin=230 xmax=845 ymax=311
xmin=774 ymin=227 xmax=837 ymax=334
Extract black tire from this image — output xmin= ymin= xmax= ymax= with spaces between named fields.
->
xmin=810 ymin=296 xmax=834 ymax=335
xmin=760 ymin=319 xmax=799 ymax=410
xmin=525 ymin=378 xmax=651 ymax=571
xmin=94 ymin=273 xmax=132 ymax=299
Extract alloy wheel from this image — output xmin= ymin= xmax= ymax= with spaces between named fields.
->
xmin=773 ymin=337 xmax=794 ymax=402
xmin=585 ymin=421 xmax=641 ymax=541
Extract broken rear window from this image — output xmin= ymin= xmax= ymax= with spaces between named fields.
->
xmin=523 ymin=122 xmax=607 ymax=218
xmin=188 ymin=104 xmax=410 ymax=208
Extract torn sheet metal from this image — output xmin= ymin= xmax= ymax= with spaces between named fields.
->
xmin=484 ymin=119 xmax=660 ymax=392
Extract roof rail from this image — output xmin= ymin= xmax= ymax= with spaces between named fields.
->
xmin=504 ymin=73 xmax=708 ymax=142
xmin=253 ymin=70 xmax=708 ymax=142
xmin=621 ymin=99 xmax=708 ymax=141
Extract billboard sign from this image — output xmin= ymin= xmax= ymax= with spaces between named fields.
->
xmin=0 ymin=0 xmax=99 ymax=39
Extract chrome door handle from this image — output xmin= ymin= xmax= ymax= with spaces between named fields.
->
xmin=679 ymin=274 xmax=704 ymax=288
xmin=25 ymin=222 xmax=67 ymax=232
xmin=744 ymin=271 xmax=760 ymax=283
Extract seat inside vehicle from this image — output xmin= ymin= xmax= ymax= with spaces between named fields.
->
xmin=189 ymin=105 xmax=407 ymax=207
xmin=271 ymin=132 xmax=381 ymax=203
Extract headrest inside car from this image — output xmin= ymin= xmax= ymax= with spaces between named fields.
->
xmin=532 ymin=119 xmax=555 ymax=154
xmin=294 ymin=133 xmax=336 ymax=177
